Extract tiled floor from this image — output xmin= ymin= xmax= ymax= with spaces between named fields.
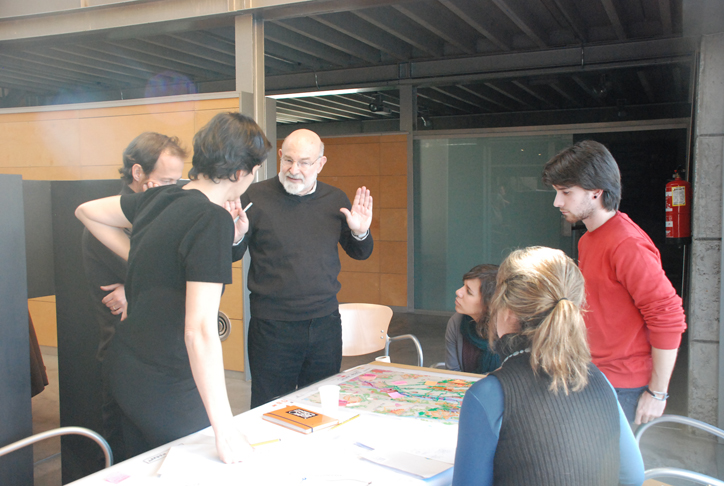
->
xmin=30 ymin=312 xmax=723 ymax=485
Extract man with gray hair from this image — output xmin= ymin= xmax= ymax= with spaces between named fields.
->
xmin=237 ymin=129 xmax=374 ymax=407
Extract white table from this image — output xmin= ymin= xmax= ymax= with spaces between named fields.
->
xmin=70 ymin=363 xmax=481 ymax=486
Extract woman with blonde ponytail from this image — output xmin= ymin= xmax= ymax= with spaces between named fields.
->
xmin=452 ymin=247 xmax=644 ymax=486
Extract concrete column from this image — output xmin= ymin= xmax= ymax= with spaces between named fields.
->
xmin=690 ymin=32 xmax=724 ymax=425
xmin=400 ymin=85 xmax=416 ymax=310
xmin=235 ymin=13 xmax=274 ymax=381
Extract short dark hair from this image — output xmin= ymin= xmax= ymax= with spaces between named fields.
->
xmin=119 ymin=132 xmax=187 ymax=183
xmin=463 ymin=264 xmax=499 ymax=339
xmin=541 ymin=140 xmax=622 ymax=211
xmin=189 ymin=112 xmax=271 ymax=182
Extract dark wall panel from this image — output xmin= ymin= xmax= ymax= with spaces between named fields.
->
xmin=24 ymin=180 xmax=55 ymax=299
xmin=52 ymin=180 xmax=121 ymax=483
xmin=0 ymin=175 xmax=32 ymax=485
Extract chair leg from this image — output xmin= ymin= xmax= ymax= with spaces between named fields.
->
xmin=0 ymin=426 xmax=113 ymax=468
xmin=386 ymin=335 xmax=424 ymax=367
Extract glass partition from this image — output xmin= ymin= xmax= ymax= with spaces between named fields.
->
xmin=413 ymin=134 xmax=574 ymax=312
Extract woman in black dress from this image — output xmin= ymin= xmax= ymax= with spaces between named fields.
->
xmin=76 ymin=113 xmax=271 ymax=463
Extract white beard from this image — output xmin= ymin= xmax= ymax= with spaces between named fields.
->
xmin=281 ymin=177 xmax=304 ymax=195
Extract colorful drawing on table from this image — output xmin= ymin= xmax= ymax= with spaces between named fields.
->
xmin=302 ymin=367 xmax=478 ymax=424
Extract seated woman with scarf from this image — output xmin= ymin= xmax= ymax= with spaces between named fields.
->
xmin=445 ymin=264 xmax=501 ymax=374
xmin=453 ymin=247 xmax=644 ymax=486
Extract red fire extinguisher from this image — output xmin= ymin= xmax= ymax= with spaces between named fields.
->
xmin=665 ymin=169 xmax=691 ymax=245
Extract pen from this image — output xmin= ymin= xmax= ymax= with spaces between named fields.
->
xmin=331 ymin=414 xmax=360 ymax=430
xmin=251 ymin=438 xmax=281 ymax=447
xmin=234 ymin=202 xmax=254 ymax=223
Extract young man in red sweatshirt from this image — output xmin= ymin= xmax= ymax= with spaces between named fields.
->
xmin=542 ymin=140 xmax=686 ymax=425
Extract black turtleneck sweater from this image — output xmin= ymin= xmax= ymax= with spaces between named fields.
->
xmin=237 ymin=177 xmax=374 ymax=321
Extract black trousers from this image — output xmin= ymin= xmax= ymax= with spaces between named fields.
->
xmin=106 ymin=344 xmax=210 ymax=459
xmin=248 ymin=310 xmax=343 ymax=409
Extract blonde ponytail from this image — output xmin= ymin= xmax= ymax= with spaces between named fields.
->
xmin=491 ymin=247 xmax=591 ymax=394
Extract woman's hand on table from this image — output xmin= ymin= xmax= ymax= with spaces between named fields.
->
xmin=214 ymin=421 xmax=253 ymax=464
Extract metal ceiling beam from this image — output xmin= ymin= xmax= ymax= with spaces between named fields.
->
xmin=672 ymin=66 xmax=684 ymax=99
xmin=265 ymin=22 xmax=353 ymax=67
xmin=637 ymin=70 xmax=656 ymax=103
xmin=265 ymin=39 xmax=335 ymax=71
xmin=105 ymin=39 xmax=235 ymax=76
xmin=0 ymin=72 xmax=63 ymax=93
xmin=483 ymin=82 xmax=537 ymax=110
xmin=0 ymin=58 xmax=101 ymax=87
xmin=540 ymin=0 xmax=588 ymax=43
xmin=659 ymin=0 xmax=673 ymax=36
xmin=454 ymin=84 xmax=511 ymax=111
xmin=264 ymin=55 xmax=301 ymax=72
xmin=306 ymin=96 xmax=377 ymax=116
xmin=278 ymin=98 xmax=361 ymax=119
xmin=0 ymin=51 xmax=138 ymax=87
xmin=511 ymin=80 xmax=559 ymax=109
xmin=266 ymin=37 xmax=696 ymax=93
xmin=417 ymin=89 xmax=476 ymax=114
xmin=353 ymin=8 xmax=444 ymax=58
xmin=547 ymin=80 xmax=582 ymax=107
xmin=392 ymin=2 xmax=477 ymax=55
xmin=338 ymin=93 xmax=400 ymax=114
xmin=276 ymin=105 xmax=330 ymax=122
xmin=0 ymin=53 xmax=121 ymax=89
xmin=0 ymin=0 xmax=409 ymax=42
xmin=490 ymin=0 xmax=549 ymax=48
xmin=16 ymin=47 xmax=150 ymax=84
xmin=312 ymin=12 xmax=412 ymax=61
xmin=410 ymin=36 xmax=694 ymax=78
xmin=86 ymin=41 xmax=229 ymax=80
xmin=141 ymin=36 xmax=235 ymax=68
xmin=330 ymin=94 xmax=380 ymax=109
xmin=48 ymin=46 xmax=157 ymax=79
xmin=430 ymin=86 xmax=486 ymax=110
xmin=438 ymin=0 xmax=512 ymax=51
xmin=570 ymin=75 xmax=604 ymax=105
xmin=282 ymin=99 xmax=364 ymax=119
xmin=599 ymin=0 xmax=627 ymax=40
xmin=277 ymin=17 xmax=381 ymax=64
xmin=168 ymin=31 xmax=234 ymax=56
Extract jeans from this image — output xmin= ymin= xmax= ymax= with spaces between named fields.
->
xmin=614 ymin=386 xmax=648 ymax=424
xmin=248 ymin=311 xmax=343 ymax=408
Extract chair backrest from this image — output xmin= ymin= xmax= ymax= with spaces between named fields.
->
xmin=339 ymin=303 xmax=393 ymax=356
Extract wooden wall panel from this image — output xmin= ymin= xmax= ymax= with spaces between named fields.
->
xmin=78 ymin=111 xmax=195 ymax=172
xmin=317 ymin=134 xmax=408 ymax=307
xmin=0 ymin=97 xmax=249 ymax=370
xmin=2 ymin=99 xmax=409 ymax=373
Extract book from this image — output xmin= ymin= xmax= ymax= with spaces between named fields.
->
xmin=262 ymin=405 xmax=338 ymax=434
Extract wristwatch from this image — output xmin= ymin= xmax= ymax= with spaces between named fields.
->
xmin=645 ymin=387 xmax=669 ymax=401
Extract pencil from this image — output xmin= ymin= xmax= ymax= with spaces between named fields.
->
xmin=331 ymin=414 xmax=360 ymax=430
xmin=251 ymin=438 xmax=281 ymax=447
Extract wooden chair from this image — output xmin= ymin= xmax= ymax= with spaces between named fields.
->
xmin=636 ymin=414 xmax=724 ymax=486
xmin=339 ymin=303 xmax=424 ymax=367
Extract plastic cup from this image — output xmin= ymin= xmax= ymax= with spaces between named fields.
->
xmin=318 ymin=385 xmax=340 ymax=413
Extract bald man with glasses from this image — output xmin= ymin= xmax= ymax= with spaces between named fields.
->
xmin=235 ymin=129 xmax=374 ymax=407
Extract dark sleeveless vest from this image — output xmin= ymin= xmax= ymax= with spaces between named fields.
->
xmin=491 ymin=351 xmax=620 ymax=486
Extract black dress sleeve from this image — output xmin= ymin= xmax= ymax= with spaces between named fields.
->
xmin=120 ymin=190 xmax=147 ymax=224
xmin=179 ymin=206 xmax=235 ymax=284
